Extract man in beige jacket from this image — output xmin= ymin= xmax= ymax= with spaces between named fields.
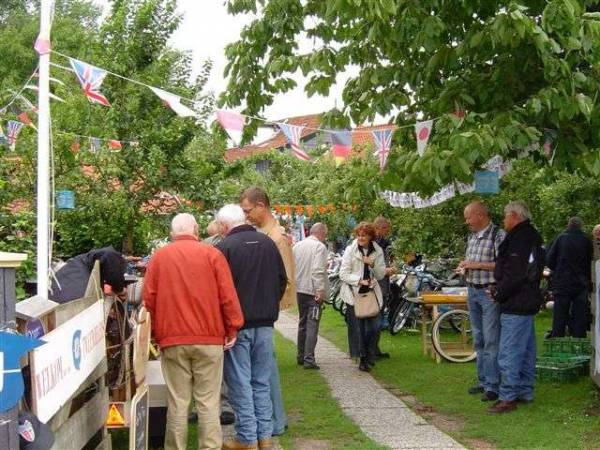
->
xmin=240 ymin=186 xmax=295 ymax=435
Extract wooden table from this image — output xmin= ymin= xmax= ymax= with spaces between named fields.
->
xmin=411 ymin=293 xmax=469 ymax=363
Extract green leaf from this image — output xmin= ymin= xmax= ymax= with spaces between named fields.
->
xmin=576 ymin=93 xmax=593 ymax=120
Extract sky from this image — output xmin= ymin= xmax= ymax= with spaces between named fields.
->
xmin=92 ymin=0 xmax=349 ymax=130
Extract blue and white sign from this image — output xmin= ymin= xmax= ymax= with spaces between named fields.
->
xmin=0 ymin=331 xmax=45 ymax=412
xmin=474 ymin=170 xmax=500 ymax=194
xmin=31 ymin=300 xmax=105 ymax=422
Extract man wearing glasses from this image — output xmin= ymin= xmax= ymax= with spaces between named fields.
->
xmin=239 ymin=187 xmax=296 ymax=437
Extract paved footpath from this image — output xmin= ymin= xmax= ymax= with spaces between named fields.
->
xmin=274 ymin=310 xmax=466 ymax=450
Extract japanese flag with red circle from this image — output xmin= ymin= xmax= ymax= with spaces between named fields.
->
xmin=415 ymin=119 xmax=433 ymax=157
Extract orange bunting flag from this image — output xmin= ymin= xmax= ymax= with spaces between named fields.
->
xmin=327 ymin=203 xmax=336 ymax=212
xmin=295 ymin=205 xmax=304 ymax=215
xmin=70 ymin=138 xmax=80 ymax=154
xmin=284 ymin=205 xmax=292 ymax=215
xmin=306 ymin=205 xmax=314 ymax=217
xmin=317 ymin=205 xmax=327 ymax=215
xmin=274 ymin=205 xmax=281 ymax=214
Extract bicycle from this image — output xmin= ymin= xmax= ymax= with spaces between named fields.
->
xmin=430 ymin=308 xmax=475 ymax=363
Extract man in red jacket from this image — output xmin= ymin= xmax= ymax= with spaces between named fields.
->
xmin=143 ymin=213 xmax=244 ymax=450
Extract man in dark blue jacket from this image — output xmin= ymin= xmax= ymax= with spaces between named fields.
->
xmin=216 ymin=204 xmax=287 ymax=450
xmin=547 ymin=217 xmax=593 ymax=338
xmin=489 ymin=201 xmax=543 ymax=414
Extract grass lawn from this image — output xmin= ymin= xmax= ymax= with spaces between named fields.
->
xmin=318 ymin=306 xmax=600 ymax=450
xmin=111 ymin=331 xmax=384 ymax=449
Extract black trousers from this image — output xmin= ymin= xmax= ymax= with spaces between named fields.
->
xmin=551 ymin=287 xmax=589 ymax=338
xmin=297 ymin=293 xmax=322 ymax=364
xmin=345 ymin=304 xmax=379 ymax=361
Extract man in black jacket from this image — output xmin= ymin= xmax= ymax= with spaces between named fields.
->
xmin=489 ymin=201 xmax=543 ymax=414
xmin=49 ymin=246 xmax=126 ymax=303
xmin=547 ymin=217 xmax=593 ymax=338
xmin=216 ymin=204 xmax=287 ymax=450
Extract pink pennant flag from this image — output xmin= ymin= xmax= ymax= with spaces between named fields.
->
xmin=216 ymin=110 xmax=245 ymax=146
xmin=109 ymin=140 xmax=122 ymax=151
xmin=415 ymin=120 xmax=433 ymax=157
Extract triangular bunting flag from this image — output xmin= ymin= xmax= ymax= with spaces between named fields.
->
xmin=130 ymin=141 xmax=140 ymax=148
xmin=70 ymin=137 xmax=80 ymax=154
xmin=216 ymin=110 xmax=245 ymax=146
xmin=278 ymin=123 xmax=310 ymax=161
xmin=109 ymin=139 xmax=122 ymax=151
xmin=89 ymin=137 xmax=102 ymax=153
xmin=10 ymin=105 xmax=34 ymax=127
xmin=0 ymin=124 xmax=7 ymax=147
xmin=69 ymin=58 xmax=111 ymax=106
xmin=415 ymin=119 xmax=433 ymax=157
xmin=331 ymin=130 xmax=352 ymax=166
xmin=372 ymin=128 xmax=393 ymax=170
xmin=7 ymin=121 xmax=24 ymax=151
xmin=150 ymin=87 xmax=196 ymax=117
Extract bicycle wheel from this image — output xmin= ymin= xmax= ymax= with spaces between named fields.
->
xmin=389 ymin=300 xmax=413 ymax=335
xmin=431 ymin=309 xmax=476 ymax=363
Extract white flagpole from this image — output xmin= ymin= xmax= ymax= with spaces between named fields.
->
xmin=36 ymin=0 xmax=53 ymax=297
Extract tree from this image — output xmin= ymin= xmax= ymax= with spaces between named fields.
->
xmin=222 ymin=0 xmax=600 ymax=194
xmin=1 ymin=0 xmax=217 ymax=256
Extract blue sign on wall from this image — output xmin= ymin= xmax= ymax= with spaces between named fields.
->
xmin=56 ymin=190 xmax=75 ymax=209
xmin=0 ymin=331 xmax=45 ymax=412
xmin=474 ymin=170 xmax=499 ymax=194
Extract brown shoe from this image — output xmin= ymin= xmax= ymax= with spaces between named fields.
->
xmin=487 ymin=400 xmax=518 ymax=414
xmin=222 ymin=439 xmax=258 ymax=450
xmin=258 ymin=438 xmax=274 ymax=449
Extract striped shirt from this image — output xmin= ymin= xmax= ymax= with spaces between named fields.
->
xmin=465 ymin=223 xmax=506 ymax=285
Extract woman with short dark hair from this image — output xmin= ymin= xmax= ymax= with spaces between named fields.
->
xmin=339 ymin=222 xmax=386 ymax=371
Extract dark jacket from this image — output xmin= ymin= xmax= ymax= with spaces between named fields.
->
xmin=217 ymin=224 xmax=287 ymax=329
xmin=49 ymin=246 xmax=125 ymax=303
xmin=493 ymin=220 xmax=543 ymax=315
xmin=546 ymin=226 xmax=593 ymax=292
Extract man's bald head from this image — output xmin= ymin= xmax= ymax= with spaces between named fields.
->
xmin=593 ymin=224 xmax=600 ymax=240
xmin=464 ymin=201 xmax=491 ymax=232
xmin=310 ymin=222 xmax=328 ymax=242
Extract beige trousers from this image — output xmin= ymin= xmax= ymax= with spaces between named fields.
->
xmin=160 ymin=344 xmax=224 ymax=450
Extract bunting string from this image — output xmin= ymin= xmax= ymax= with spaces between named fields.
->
xmin=48 ymin=50 xmax=439 ymax=136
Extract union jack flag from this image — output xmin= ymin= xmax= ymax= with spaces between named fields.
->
xmin=372 ymin=128 xmax=393 ymax=170
xmin=7 ymin=120 xmax=24 ymax=151
xmin=278 ymin=123 xmax=310 ymax=161
xmin=69 ymin=58 xmax=111 ymax=106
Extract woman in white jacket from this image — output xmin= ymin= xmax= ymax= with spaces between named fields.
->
xmin=339 ymin=222 xmax=386 ymax=371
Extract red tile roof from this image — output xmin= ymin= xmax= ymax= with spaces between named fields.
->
xmin=224 ymin=114 xmax=396 ymax=161
xmin=225 ymin=114 xmax=321 ymax=162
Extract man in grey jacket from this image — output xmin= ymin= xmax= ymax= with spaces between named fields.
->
xmin=293 ymin=223 xmax=329 ymax=369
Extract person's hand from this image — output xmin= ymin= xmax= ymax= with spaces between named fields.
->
xmin=362 ymin=255 xmax=374 ymax=266
xmin=359 ymin=279 xmax=371 ymax=286
xmin=385 ymin=267 xmax=397 ymax=277
xmin=315 ymin=291 xmax=325 ymax=304
xmin=224 ymin=336 xmax=237 ymax=350
xmin=458 ymin=260 xmax=478 ymax=270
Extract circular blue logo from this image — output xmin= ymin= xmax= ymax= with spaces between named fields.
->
xmin=72 ymin=330 xmax=82 ymax=370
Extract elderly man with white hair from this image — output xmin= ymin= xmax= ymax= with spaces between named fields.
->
xmin=143 ymin=213 xmax=244 ymax=450
xmin=488 ymin=201 xmax=544 ymax=414
xmin=293 ymin=222 xmax=329 ymax=369
xmin=216 ymin=205 xmax=287 ymax=450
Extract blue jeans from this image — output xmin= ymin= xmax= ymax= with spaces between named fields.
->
xmin=468 ymin=287 xmax=501 ymax=393
xmin=224 ymin=327 xmax=274 ymax=444
xmin=498 ymin=314 xmax=536 ymax=402
xmin=270 ymin=351 xmax=287 ymax=434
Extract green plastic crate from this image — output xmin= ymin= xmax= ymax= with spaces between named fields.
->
xmin=537 ymin=354 xmax=590 ymax=376
xmin=536 ymin=359 xmax=581 ymax=382
xmin=542 ymin=338 xmax=592 ymax=356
